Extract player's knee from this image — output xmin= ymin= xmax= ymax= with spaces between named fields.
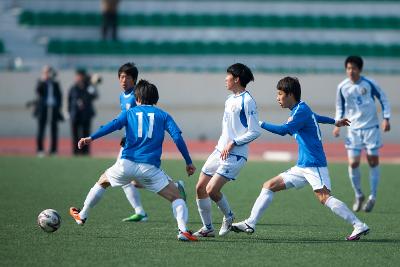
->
xmin=196 ymin=182 xmax=207 ymax=197
xmin=367 ymin=157 xmax=379 ymax=167
xmin=97 ymin=173 xmax=110 ymax=189
xmin=349 ymin=161 xmax=360 ymax=169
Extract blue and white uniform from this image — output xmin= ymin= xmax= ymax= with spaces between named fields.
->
xmin=120 ymin=88 xmax=136 ymax=112
xmin=335 ymin=76 xmax=391 ymax=155
xmin=90 ymin=105 xmax=192 ymax=192
xmin=202 ymin=91 xmax=261 ymax=180
xmin=260 ymin=101 xmax=335 ymax=191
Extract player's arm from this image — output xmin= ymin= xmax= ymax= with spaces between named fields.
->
xmin=78 ymin=111 xmax=127 ymax=149
xmin=333 ymin=85 xmax=345 ymax=137
xmin=259 ymin=107 xmax=307 ymax=136
xmin=371 ymin=80 xmax=391 ymax=132
xmin=259 ymin=121 xmax=290 ymax=136
xmin=166 ymin=115 xmax=196 ymax=176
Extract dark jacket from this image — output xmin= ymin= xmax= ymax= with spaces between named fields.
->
xmin=34 ymin=79 xmax=63 ymax=121
xmin=68 ymin=83 xmax=98 ymax=122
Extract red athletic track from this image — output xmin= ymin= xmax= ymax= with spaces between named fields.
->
xmin=0 ymin=137 xmax=399 ymax=163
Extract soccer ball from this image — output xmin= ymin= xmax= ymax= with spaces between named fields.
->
xmin=37 ymin=209 xmax=61 ymax=233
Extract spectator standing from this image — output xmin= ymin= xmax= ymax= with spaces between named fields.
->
xmin=34 ymin=65 xmax=63 ymax=157
xmin=68 ymin=69 xmax=98 ymax=155
xmin=101 ymin=0 xmax=120 ymax=41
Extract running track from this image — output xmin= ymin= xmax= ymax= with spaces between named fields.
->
xmin=0 ymin=137 xmax=399 ymax=163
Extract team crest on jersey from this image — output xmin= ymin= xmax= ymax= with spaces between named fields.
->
xmin=126 ymin=103 xmax=131 ymax=110
xmin=287 ymin=116 xmax=293 ymax=123
xmin=360 ymin=87 xmax=367 ymax=95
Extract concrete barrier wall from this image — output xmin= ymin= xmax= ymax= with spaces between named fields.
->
xmin=0 ymin=71 xmax=398 ymax=142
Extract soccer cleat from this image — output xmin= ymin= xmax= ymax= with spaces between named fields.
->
xmin=346 ymin=223 xmax=370 ymax=241
xmin=352 ymin=195 xmax=365 ymax=212
xmin=231 ymin=220 xmax=255 ymax=234
xmin=193 ymin=226 xmax=215 ymax=237
xmin=69 ymin=207 xmax=86 ymax=225
xmin=362 ymin=198 xmax=376 ymax=213
xmin=177 ymin=230 xmax=198 ymax=242
xmin=176 ymin=180 xmax=187 ymax=202
xmin=219 ymin=215 xmax=235 ymax=236
xmin=122 ymin=213 xmax=148 ymax=222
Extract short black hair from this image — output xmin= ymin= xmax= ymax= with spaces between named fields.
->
xmin=345 ymin=56 xmax=363 ymax=71
xmin=118 ymin=62 xmax=139 ymax=84
xmin=276 ymin=77 xmax=301 ymax=102
xmin=135 ymin=79 xmax=159 ymax=105
xmin=226 ymin=63 xmax=254 ymax=88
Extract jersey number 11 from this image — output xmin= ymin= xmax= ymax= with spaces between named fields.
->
xmin=136 ymin=112 xmax=155 ymax=138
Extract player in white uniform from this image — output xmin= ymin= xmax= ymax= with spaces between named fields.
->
xmin=334 ymin=56 xmax=391 ymax=212
xmin=194 ymin=63 xmax=261 ymax=238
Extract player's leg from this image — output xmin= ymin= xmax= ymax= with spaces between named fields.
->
xmin=348 ymin=150 xmax=364 ymax=211
xmin=194 ymin=172 xmax=215 ymax=237
xmin=232 ymin=175 xmax=287 ymax=234
xmin=309 ymin=167 xmax=369 ymax=241
xmin=346 ymin=129 xmax=365 ymax=211
xmin=206 ymin=174 xmax=234 ymax=236
xmin=157 ymin=181 xmax=197 ymax=241
xmin=364 ymin=151 xmax=379 ymax=212
xmin=194 ymin=150 xmax=219 ymax=237
xmin=70 ymin=173 xmax=109 ymax=225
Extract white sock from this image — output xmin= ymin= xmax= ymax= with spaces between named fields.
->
xmin=325 ymin=196 xmax=361 ymax=226
xmin=348 ymin=166 xmax=363 ymax=198
xmin=80 ymin=183 xmax=106 ymax=219
xmin=196 ymin=198 xmax=213 ymax=230
xmin=246 ymin=188 xmax=274 ymax=227
xmin=172 ymin=199 xmax=188 ymax=232
xmin=369 ymin=166 xmax=380 ymax=199
xmin=122 ymin=183 xmax=145 ymax=216
xmin=216 ymin=194 xmax=233 ymax=218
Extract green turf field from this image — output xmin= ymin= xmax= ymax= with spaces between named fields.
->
xmin=0 ymin=156 xmax=399 ymax=266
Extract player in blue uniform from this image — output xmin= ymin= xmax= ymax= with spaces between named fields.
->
xmin=116 ymin=63 xmax=187 ymax=222
xmin=334 ymin=56 xmax=391 ymax=212
xmin=69 ymin=79 xmax=197 ymax=241
xmin=231 ymin=77 xmax=369 ymax=241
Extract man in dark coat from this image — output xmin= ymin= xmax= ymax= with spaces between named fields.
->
xmin=68 ymin=69 xmax=98 ymax=155
xmin=34 ymin=65 xmax=63 ymax=156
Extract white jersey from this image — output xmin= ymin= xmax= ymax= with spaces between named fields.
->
xmin=335 ymin=76 xmax=391 ymax=130
xmin=216 ymin=91 xmax=261 ymax=159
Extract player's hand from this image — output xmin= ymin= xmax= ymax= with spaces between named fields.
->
xmin=332 ymin=126 xmax=340 ymax=137
xmin=220 ymin=141 xmax=235 ymax=160
xmin=382 ymin=119 xmax=391 ymax=132
xmin=78 ymin=137 xmax=92 ymax=149
xmin=186 ymin=164 xmax=196 ymax=176
xmin=335 ymin=118 xmax=351 ymax=127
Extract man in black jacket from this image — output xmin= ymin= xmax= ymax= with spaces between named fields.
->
xmin=68 ymin=69 xmax=98 ymax=155
xmin=34 ymin=65 xmax=63 ymax=156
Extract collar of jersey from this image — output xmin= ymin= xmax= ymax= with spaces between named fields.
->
xmin=233 ymin=90 xmax=247 ymax=98
xmin=123 ymin=88 xmax=134 ymax=97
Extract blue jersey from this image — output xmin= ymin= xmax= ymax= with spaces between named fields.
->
xmin=260 ymin=101 xmax=335 ymax=168
xmin=119 ymin=88 xmax=136 ymax=112
xmin=90 ymin=105 xmax=192 ymax=168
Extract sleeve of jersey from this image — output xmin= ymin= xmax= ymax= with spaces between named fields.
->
xmin=259 ymin=121 xmax=290 ymax=136
xmin=90 ymin=111 xmax=127 ymax=140
xmin=233 ymin=98 xmax=261 ymax=146
xmin=372 ymin=81 xmax=391 ymax=119
xmin=314 ymin=113 xmax=335 ymax=124
xmin=335 ymin=85 xmax=345 ymax=121
xmin=166 ymin=115 xmax=192 ymax=165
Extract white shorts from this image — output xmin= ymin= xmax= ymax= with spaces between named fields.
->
xmin=105 ymin=159 xmax=170 ymax=193
xmin=201 ymin=150 xmax=246 ymax=180
xmin=280 ymin=166 xmax=331 ymax=191
xmin=345 ymin=126 xmax=382 ymax=155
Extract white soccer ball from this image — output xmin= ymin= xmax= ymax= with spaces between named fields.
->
xmin=37 ymin=209 xmax=61 ymax=233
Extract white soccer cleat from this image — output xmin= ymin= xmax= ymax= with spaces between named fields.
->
xmin=362 ymin=197 xmax=375 ymax=213
xmin=346 ymin=223 xmax=370 ymax=241
xmin=231 ymin=220 xmax=255 ymax=234
xmin=193 ymin=226 xmax=215 ymax=237
xmin=219 ymin=215 xmax=235 ymax=236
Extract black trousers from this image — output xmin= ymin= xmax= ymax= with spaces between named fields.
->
xmin=71 ymin=119 xmax=91 ymax=155
xmin=102 ymin=11 xmax=117 ymax=41
xmin=37 ymin=107 xmax=59 ymax=154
